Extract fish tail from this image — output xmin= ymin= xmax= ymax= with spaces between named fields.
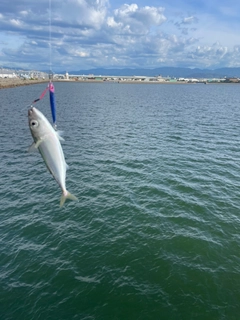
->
xmin=60 ymin=190 xmax=78 ymax=207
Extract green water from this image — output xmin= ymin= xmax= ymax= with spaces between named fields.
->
xmin=1 ymin=82 xmax=240 ymax=319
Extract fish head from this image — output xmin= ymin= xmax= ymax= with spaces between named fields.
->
xmin=28 ymin=106 xmax=50 ymax=139
xmin=28 ymin=107 xmax=39 ymax=129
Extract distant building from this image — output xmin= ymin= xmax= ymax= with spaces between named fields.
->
xmin=0 ymin=70 xmax=17 ymax=78
xmin=225 ymin=78 xmax=239 ymax=83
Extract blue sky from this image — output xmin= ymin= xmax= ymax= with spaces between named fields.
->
xmin=1 ymin=0 xmax=240 ymax=71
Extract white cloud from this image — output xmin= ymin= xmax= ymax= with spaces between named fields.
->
xmin=73 ymin=50 xmax=89 ymax=57
xmin=174 ymin=15 xmax=198 ymax=35
xmin=10 ymin=19 xmax=22 ymax=27
xmin=20 ymin=10 xmax=29 ymax=16
xmin=182 ymin=16 xmax=198 ymax=24
xmin=0 ymin=0 xmax=240 ymax=70
xmin=107 ymin=16 xmax=121 ymax=28
xmin=55 ymin=0 xmax=108 ymax=29
xmin=108 ymin=4 xmax=166 ymax=34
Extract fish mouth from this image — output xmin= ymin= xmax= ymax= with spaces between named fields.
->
xmin=28 ymin=106 xmax=35 ymax=117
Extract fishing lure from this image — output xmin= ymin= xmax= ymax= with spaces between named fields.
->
xmin=49 ymin=81 xmax=56 ymax=128
xmin=32 ymin=81 xmax=57 ymax=128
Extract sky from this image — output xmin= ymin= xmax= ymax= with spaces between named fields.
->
xmin=1 ymin=0 xmax=240 ymax=72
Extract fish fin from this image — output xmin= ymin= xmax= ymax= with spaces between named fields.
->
xmin=34 ymin=138 xmax=44 ymax=148
xmin=56 ymin=130 xmax=65 ymax=141
xmin=60 ymin=190 xmax=78 ymax=207
xmin=28 ymin=139 xmax=43 ymax=152
xmin=28 ymin=142 xmax=38 ymax=152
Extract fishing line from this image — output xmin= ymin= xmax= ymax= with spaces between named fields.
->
xmin=48 ymin=0 xmax=57 ymax=129
xmin=32 ymin=85 xmax=49 ymax=104
xmin=31 ymin=0 xmax=57 ymax=129
xmin=49 ymin=0 xmax=52 ymax=77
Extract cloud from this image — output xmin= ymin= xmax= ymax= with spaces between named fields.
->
xmin=174 ymin=15 xmax=198 ymax=35
xmin=182 ymin=16 xmax=198 ymax=24
xmin=0 ymin=0 xmax=240 ymax=70
xmin=71 ymin=50 xmax=89 ymax=57
xmin=186 ymin=43 xmax=230 ymax=67
xmin=54 ymin=0 xmax=109 ymax=29
xmin=108 ymin=4 xmax=166 ymax=34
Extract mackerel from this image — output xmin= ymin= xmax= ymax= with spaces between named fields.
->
xmin=28 ymin=106 xmax=77 ymax=206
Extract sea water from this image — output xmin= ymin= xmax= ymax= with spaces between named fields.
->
xmin=1 ymin=82 xmax=240 ymax=319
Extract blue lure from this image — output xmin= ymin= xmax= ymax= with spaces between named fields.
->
xmin=49 ymin=82 xmax=56 ymax=126
xmin=32 ymin=81 xmax=57 ymax=127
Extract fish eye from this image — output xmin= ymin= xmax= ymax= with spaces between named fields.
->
xmin=31 ymin=120 xmax=38 ymax=127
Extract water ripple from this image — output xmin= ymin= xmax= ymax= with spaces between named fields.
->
xmin=1 ymin=83 xmax=240 ymax=319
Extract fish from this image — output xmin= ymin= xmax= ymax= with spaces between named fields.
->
xmin=28 ymin=106 xmax=78 ymax=207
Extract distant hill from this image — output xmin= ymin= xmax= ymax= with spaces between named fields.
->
xmin=4 ymin=65 xmax=240 ymax=78
xmin=66 ymin=67 xmax=240 ymax=78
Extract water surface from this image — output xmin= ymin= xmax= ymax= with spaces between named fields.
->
xmin=1 ymin=82 xmax=240 ymax=319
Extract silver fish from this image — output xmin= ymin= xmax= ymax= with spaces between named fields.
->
xmin=28 ymin=106 xmax=78 ymax=207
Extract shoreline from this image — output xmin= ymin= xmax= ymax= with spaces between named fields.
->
xmin=0 ymin=78 xmax=239 ymax=89
xmin=0 ymin=78 xmax=49 ymax=89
